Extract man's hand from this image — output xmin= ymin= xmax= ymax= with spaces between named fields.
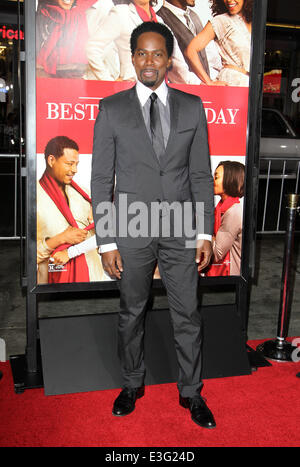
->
xmin=101 ymin=249 xmax=123 ymax=279
xmin=45 ymin=226 xmax=88 ymax=251
xmin=51 ymin=250 xmax=70 ymax=265
xmin=62 ymin=226 xmax=88 ymax=245
xmin=195 ymin=239 xmax=212 ymax=272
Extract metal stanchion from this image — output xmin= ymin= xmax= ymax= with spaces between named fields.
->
xmin=257 ymin=194 xmax=299 ymax=362
xmin=0 ymin=371 xmax=2 ymax=380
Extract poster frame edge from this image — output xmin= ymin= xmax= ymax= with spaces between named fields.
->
xmin=26 ymin=0 xmax=267 ymax=294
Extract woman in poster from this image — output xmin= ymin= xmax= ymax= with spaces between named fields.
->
xmin=36 ymin=0 xmax=97 ymax=78
xmin=205 ymin=160 xmax=245 ymax=276
xmin=185 ymin=0 xmax=253 ymax=86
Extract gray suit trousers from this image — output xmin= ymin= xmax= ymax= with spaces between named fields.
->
xmin=117 ymin=236 xmax=203 ymax=398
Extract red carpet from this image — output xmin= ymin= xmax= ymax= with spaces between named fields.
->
xmin=0 ymin=339 xmax=300 ymax=447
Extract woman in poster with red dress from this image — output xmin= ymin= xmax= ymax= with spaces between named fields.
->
xmin=205 ymin=160 xmax=245 ymax=276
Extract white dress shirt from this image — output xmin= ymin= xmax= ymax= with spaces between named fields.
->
xmin=164 ymin=1 xmax=197 ymax=31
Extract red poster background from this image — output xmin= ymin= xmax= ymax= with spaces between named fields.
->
xmin=36 ymin=78 xmax=248 ymax=157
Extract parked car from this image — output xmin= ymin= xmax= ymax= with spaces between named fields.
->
xmin=260 ymin=108 xmax=300 ymax=175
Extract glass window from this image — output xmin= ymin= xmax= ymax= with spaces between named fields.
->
xmin=261 ymin=109 xmax=291 ymax=137
xmin=0 ymin=0 xmax=24 ymax=238
xmin=0 ymin=19 xmax=24 ymax=154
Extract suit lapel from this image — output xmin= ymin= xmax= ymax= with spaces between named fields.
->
xmin=161 ymin=87 xmax=179 ymax=168
xmin=128 ymin=87 xmax=161 ymax=169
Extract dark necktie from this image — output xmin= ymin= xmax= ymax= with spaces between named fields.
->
xmin=150 ymin=92 xmax=165 ymax=162
xmin=184 ymin=10 xmax=196 ymax=36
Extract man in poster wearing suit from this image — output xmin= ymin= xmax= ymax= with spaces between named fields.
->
xmin=91 ymin=21 xmax=216 ymax=428
xmin=157 ymin=0 xmax=211 ymax=78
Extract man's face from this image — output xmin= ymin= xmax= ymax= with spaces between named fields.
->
xmin=47 ymin=148 xmax=79 ymax=186
xmin=57 ymin=0 xmax=75 ymax=10
xmin=181 ymin=0 xmax=195 ymax=8
xmin=132 ymin=32 xmax=172 ymax=90
xmin=167 ymin=0 xmax=195 ymax=8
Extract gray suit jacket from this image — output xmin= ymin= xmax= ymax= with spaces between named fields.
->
xmin=91 ymin=85 xmax=214 ymax=248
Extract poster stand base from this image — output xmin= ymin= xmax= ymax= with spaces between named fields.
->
xmin=256 ymin=339 xmax=297 ymax=362
xmin=9 ymin=305 xmax=270 ymax=396
xmin=9 ymin=350 xmax=44 ymax=394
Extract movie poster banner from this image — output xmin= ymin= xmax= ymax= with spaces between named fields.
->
xmin=35 ymin=0 xmax=253 ymax=285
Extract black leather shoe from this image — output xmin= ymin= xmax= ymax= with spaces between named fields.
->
xmin=112 ymin=387 xmax=144 ymax=417
xmin=180 ymin=395 xmax=216 ymax=429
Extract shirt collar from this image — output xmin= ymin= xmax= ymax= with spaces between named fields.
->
xmin=136 ymin=79 xmax=169 ymax=107
xmin=164 ymin=1 xmax=189 ymax=19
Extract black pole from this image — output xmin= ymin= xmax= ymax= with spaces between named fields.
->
xmin=257 ymin=194 xmax=299 ymax=362
xmin=0 ymin=371 xmax=2 ymax=380
xmin=9 ymin=0 xmax=43 ymax=393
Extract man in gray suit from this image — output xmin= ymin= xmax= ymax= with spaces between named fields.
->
xmin=91 ymin=21 xmax=216 ymax=429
